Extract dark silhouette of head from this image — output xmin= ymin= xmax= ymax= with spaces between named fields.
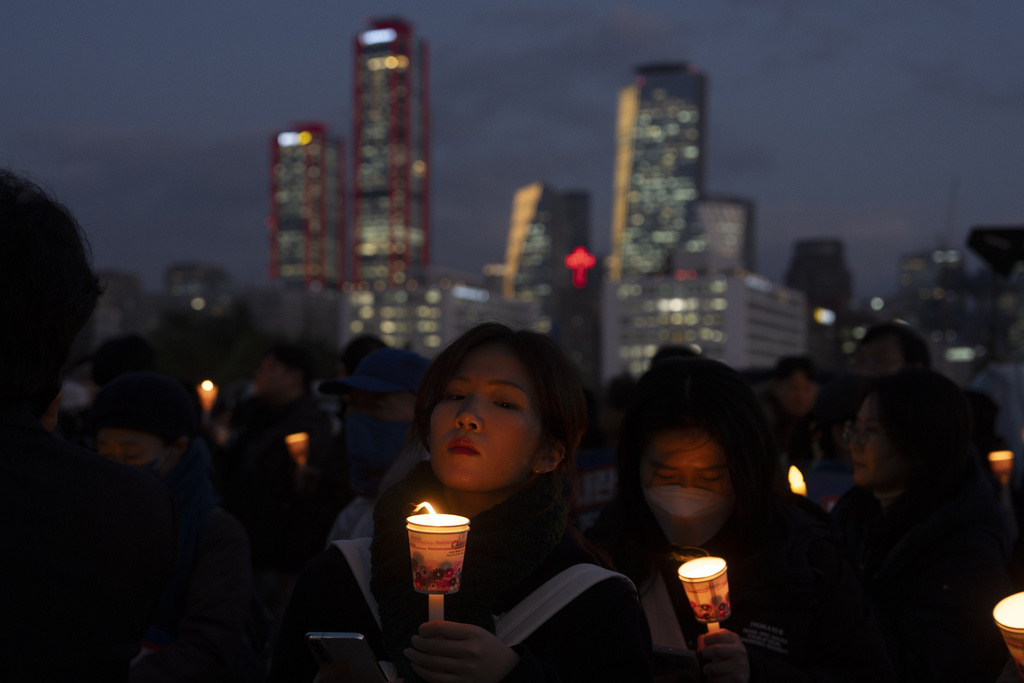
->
xmin=854 ymin=322 xmax=930 ymax=375
xmin=0 ymin=170 xmax=103 ymax=418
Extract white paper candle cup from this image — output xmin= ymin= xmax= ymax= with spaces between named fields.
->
xmin=678 ymin=556 xmax=731 ymax=624
xmin=407 ymin=514 xmax=470 ymax=595
xmin=994 ymin=592 xmax=1024 ymax=673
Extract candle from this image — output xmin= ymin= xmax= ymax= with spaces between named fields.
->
xmin=196 ymin=380 xmax=218 ymax=414
xmin=788 ymin=465 xmax=807 ymax=497
xmin=407 ymin=502 xmax=470 ymax=622
xmin=989 ymin=450 xmax=1014 ymax=486
xmin=678 ymin=556 xmax=731 ymax=632
xmin=284 ymin=432 xmax=309 ymax=467
xmin=994 ymin=592 xmax=1024 ymax=674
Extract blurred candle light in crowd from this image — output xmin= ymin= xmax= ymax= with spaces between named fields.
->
xmin=284 ymin=432 xmax=309 ymax=467
xmin=788 ymin=465 xmax=807 ymax=497
xmin=989 ymin=450 xmax=1014 ymax=486
xmin=197 ymin=380 xmax=218 ymax=415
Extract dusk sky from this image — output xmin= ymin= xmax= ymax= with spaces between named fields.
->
xmin=3 ymin=1 xmax=1022 ymax=301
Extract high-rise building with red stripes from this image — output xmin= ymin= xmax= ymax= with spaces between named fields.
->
xmin=352 ymin=18 xmax=430 ymax=287
xmin=268 ymin=122 xmax=344 ymax=292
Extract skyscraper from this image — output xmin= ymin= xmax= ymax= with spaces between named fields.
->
xmin=268 ymin=122 xmax=344 ymax=292
xmin=610 ymin=63 xmax=707 ymax=282
xmin=352 ymin=18 xmax=430 ymax=287
xmin=503 ymin=183 xmax=589 ymax=304
xmin=502 ymin=182 xmax=602 ymax=389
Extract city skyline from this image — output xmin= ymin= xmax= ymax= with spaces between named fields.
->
xmin=2 ymin=1 xmax=1022 ymax=301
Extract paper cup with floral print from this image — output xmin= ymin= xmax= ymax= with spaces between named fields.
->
xmin=678 ymin=556 xmax=731 ymax=624
xmin=407 ymin=514 xmax=470 ymax=594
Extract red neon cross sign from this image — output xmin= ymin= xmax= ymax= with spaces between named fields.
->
xmin=564 ymin=246 xmax=596 ymax=288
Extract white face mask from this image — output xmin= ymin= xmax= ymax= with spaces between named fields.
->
xmin=643 ymin=485 xmax=735 ymax=548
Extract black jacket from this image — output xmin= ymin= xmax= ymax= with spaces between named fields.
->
xmin=831 ymin=462 xmax=1013 ymax=683
xmin=0 ymin=407 xmax=178 ymax=680
xmin=590 ymin=498 xmax=897 ymax=682
xmin=266 ymin=527 xmax=653 ymax=682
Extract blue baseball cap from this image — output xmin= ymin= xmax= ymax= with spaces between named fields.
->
xmin=319 ymin=348 xmax=430 ymax=395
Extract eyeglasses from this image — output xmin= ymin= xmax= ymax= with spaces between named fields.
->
xmin=842 ymin=420 xmax=886 ymax=446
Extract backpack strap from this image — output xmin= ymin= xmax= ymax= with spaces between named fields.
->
xmin=495 ymin=564 xmax=635 ymax=646
xmin=331 ymin=537 xmax=381 ymax=630
xmin=330 ymin=541 xmax=633 ymax=666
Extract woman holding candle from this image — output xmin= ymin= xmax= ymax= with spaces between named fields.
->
xmin=587 ymin=356 xmax=896 ymax=682
xmin=267 ymin=323 xmax=652 ymax=683
xmin=830 ymin=368 xmax=1012 ymax=682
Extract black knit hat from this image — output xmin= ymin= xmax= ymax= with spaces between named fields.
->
xmin=90 ymin=371 xmax=198 ymax=440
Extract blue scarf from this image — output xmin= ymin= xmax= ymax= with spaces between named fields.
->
xmin=144 ymin=438 xmax=219 ymax=647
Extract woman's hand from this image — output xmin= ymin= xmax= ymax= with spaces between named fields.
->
xmin=405 ymin=621 xmax=520 ymax=683
xmin=698 ymin=628 xmax=749 ymax=683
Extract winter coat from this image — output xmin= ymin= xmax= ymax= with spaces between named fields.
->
xmin=831 ymin=461 xmax=1013 ymax=683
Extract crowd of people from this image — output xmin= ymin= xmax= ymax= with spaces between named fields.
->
xmin=5 ymin=164 xmax=1024 ymax=682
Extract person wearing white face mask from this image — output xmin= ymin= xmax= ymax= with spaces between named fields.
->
xmin=588 ymin=357 xmax=896 ymax=683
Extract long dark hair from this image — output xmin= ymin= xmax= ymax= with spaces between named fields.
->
xmin=865 ymin=369 xmax=972 ymax=547
xmin=413 ymin=322 xmax=587 ymax=475
xmin=601 ymin=357 xmax=779 ymax=584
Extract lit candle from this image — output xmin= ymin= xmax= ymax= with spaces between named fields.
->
xmin=989 ymin=450 xmax=1014 ymax=486
xmin=994 ymin=592 xmax=1024 ymax=674
xmin=196 ymin=380 xmax=218 ymax=415
xmin=788 ymin=465 xmax=807 ymax=497
xmin=284 ymin=432 xmax=309 ymax=467
xmin=407 ymin=502 xmax=470 ymax=622
xmin=678 ymin=556 xmax=731 ymax=632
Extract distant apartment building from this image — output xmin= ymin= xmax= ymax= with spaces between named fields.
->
xmin=338 ymin=266 xmax=541 ymax=358
xmin=601 ymin=270 xmax=807 ymax=381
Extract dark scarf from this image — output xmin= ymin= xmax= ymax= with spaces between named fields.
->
xmin=370 ymin=462 xmax=567 ymax=682
xmin=145 ymin=437 xmax=219 ymax=646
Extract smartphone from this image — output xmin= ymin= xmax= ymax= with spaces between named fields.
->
xmin=652 ymin=644 xmax=701 ymax=682
xmin=305 ymin=632 xmax=387 ymax=683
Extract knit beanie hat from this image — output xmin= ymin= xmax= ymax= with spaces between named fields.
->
xmin=90 ymin=371 xmax=198 ymax=440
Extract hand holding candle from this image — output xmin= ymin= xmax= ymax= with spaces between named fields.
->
xmin=407 ymin=502 xmax=470 ymax=622
xmin=678 ymin=556 xmax=731 ymax=632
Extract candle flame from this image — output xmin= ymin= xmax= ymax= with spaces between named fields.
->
xmin=201 ymin=380 xmax=215 ymax=392
xmin=788 ymin=465 xmax=807 ymax=495
xmin=412 ymin=502 xmax=438 ymax=516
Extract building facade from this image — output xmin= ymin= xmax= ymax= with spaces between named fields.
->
xmin=268 ymin=122 xmax=344 ymax=292
xmin=610 ymin=62 xmax=707 ymax=282
xmin=601 ymin=270 xmax=807 ymax=381
xmin=337 ymin=266 xmax=541 ymax=359
xmin=673 ymin=195 xmax=755 ymax=272
xmin=501 ymin=182 xmax=602 ymax=389
xmin=352 ymin=18 xmax=430 ymax=287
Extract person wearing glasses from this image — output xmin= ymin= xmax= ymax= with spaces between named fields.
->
xmin=587 ymin=356 xmax=895 ymax=683
xmin=831 ymin=368 xmax=1012 ymax=683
